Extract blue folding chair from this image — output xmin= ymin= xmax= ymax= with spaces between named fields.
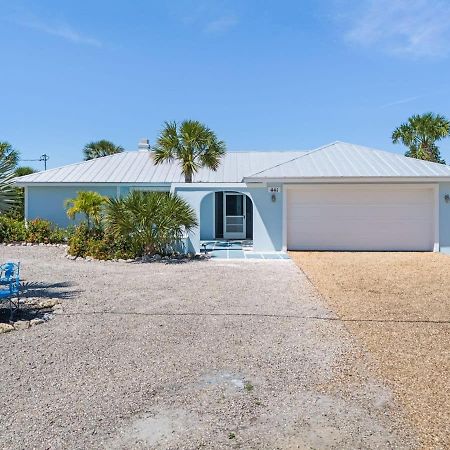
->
xmin=0 ymin=262 xmax=21 ymax=321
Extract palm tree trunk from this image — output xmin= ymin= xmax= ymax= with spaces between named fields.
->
xmin=184 ymin=172 xmax=193 ymax=183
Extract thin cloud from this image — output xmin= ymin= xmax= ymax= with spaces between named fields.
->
xmin=204 ymin=15 xmax=238 ymax=33
xmin=379 ymin=96 xmax=421 ymax=109
xmin=343 ymin=0 xmax=450 ymax=58
xmin=12 ymin=15 xmax=102 ymax=47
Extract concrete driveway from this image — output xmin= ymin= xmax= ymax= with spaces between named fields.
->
xmin=0 ymin=247 xmax=416 ymax=449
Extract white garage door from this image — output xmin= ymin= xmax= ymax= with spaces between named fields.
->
xmin=287 ymin=185 xmax=435 ymax=251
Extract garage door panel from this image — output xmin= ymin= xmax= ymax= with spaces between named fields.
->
xmin=288 ymin=205 xmax=433 ymax=221
xmin=287 ymin=186 xmax=435 ymax=251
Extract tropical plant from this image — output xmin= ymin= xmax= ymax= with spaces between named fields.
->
xmin=0 ymin=216 xmax=27 ymax=242
xmin=0 ymin=152 xmax=20 ymax=213
xmin=153 ymin=120 xmax=226 ymax=183
xmin=0 ymin=217 xmax=67 ymax=244
xmin=65 ymin=191 xmax=108 ymax=229
xmin=0 ymin=142 xmax=19 ymax=166
xmin=392 ymin=113 xmax=449 ymax=164
xmin=83 ymin=140 xmax=124 ymax=161
xmin=15 ymin=166 xmax=35 ymax=177
xmin=6 ymin=166 xmax=36 ymax=220
xmin=105 ymin=191 xmax=198 ymax=256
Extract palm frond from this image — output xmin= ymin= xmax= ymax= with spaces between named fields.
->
xmin=0 ymin=157 xmax=19 ymax=213
xmin=154 ymin=120 xmax=226 ymax=182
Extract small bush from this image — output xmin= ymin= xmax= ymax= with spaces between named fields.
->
xmin=25 ymin=218 xmax=67 ymax=244
xmin=85 ymin=238 xmax=110 ymax=260
xmin=48 ymin=226 xmax=68 ymax=244
xmin=0 ymin=216 xmax=27 ymax=242
xmin=67 ymin=224 xmax=134 ymax=259
xmin=67 ymin=223 xmax=91 ymax=257
xmin=26 ymin=218 xmax=53 ymax=243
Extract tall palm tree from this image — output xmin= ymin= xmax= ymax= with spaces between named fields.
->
xmin=83 ymin=140 xmax=124 ymax=161
xmin=392 ymin=113 xmax=449 ymax=164
xmin=153 ymin=120 xmax=226 ymax=183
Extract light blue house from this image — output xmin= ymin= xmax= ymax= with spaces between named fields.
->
xmin=15 ymin=141 xmax=450 ymax=254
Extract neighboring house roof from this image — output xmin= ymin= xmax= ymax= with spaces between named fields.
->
xmin=245 ymin=141 xmax=450 ymax=181
xmin=14 ymin=141 xmax=450 ymax=186
xmin=14 ymin=150 xmax=306 ymax=185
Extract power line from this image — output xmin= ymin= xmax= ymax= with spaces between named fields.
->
xmin=21 ymin=154 xmax=50 ymax=170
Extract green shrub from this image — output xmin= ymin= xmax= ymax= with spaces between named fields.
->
xmin=85 ymin=238 xmax=110 ymax=260
xmin=26 ymin=218 xmax=53 ymax=243
xmin=67 ymin=223 xmax=91 ymax=257
xmin=105 ymin=191 xmax=197 ymax=256
xmin=48 ymin=226 xmax=68 ymax=244
xmin=0 ymin=216 xmax=27 ymax=242
xmin=67 ymin=223 xmax=134 ymax=259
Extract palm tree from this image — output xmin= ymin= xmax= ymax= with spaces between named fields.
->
xmin=83 ymin=140 xmax=124 ymax=161
xmin=15 ymin=166 xmax=35 ymax=177
xmin=392 ymin=113 xmax=450 ymax=164
xmin=153 ymin=120 xmax=226 ymax=183
xmin=105 ymin=191 xmax=198 ymax=256
xmin=0 ymin=142 xmax=19 ymax=166
xmin=8 ymin=167 xmax=36 ymax=219
xmin=0 ymin=154 xmax=19 ymax=213
xmin=65 ymin=191 xmax=108 ymax=229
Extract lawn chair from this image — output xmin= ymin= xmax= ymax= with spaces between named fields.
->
xmin=0 ymin=262 xmax=21 ymax=321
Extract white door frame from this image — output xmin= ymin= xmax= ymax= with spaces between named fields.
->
xmin=223 ymin=192 xmax=246 ymax=239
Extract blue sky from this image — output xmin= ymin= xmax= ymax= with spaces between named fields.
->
xmin=1 ymin=0 xmax=450 ymax=170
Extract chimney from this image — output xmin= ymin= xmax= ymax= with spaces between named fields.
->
xmin=138 ymin=138 xmax=151 ymax=151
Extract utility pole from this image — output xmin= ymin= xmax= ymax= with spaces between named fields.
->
xmin=40 ymin=154 xmax=49 ymax=170
xmin=21 ymin=154 xmax=50 ymax=171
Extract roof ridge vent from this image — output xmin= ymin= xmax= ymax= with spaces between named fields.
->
xmin=138 ymin=138 xmax=151 ymax=151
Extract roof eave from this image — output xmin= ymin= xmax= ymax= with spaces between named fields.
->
xmin=244 ymin=176 xmax=450 ymax=183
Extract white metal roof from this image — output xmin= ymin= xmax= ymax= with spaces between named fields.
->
xmin=245 ymin=142 xmax=450 ymax=180
xmin=14 ymin=142 xmax=450 ymax=185
xmin=14 ymin=150 xmax=306 ymax=185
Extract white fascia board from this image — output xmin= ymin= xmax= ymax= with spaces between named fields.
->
xmin=244 ymin=176 xmax=450 ymax=184
xmin=171 ymin=182 xmax=248 ymax=191
xmin=13 ymin=182 xmax=172 ymax=188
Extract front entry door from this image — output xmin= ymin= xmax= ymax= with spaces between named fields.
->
xmin=223 ymin=193 xmax=246 ymax=239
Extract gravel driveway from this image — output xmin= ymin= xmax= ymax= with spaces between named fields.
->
xmin=0 ymin=247 xmax=416 ymax=449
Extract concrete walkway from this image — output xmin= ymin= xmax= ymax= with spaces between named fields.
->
xmin=201 ymin=240 xmax=290 ymax=260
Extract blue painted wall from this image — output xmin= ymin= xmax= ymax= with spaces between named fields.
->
xmin=247 ymin=186 xmax=283 ymax=251
xmin=27 ymin=182 xmax=448 ymax=254
xmin=200 ymin=193 xmax=215 ymax=240
xmin=27 ymin=186 xmax=118 ymax=227
xmin=176 ymin=185 xmax=283 ymax=253
xmin=440 ymin=183 xmax=450 ymax=254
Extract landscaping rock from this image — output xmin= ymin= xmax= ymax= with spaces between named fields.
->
xmin=42 ymin=313 xmax=53 ymax=321
xmin=52 ymin=305 xmax=63 ymax=314
xmin=30 ymin=318 xmax=45 ymax=326
xmin=153 ymin=254 xmax=162 ymax=261
xmin=13 ymin=320 xmax=30 ymax=330
xmin=38 ymin=299 xmax=59 ymax=309
xmin=26 ymin=243 xmax=33 ymax=246
xmin=0 ymin=323 xmax=14 ymax=333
